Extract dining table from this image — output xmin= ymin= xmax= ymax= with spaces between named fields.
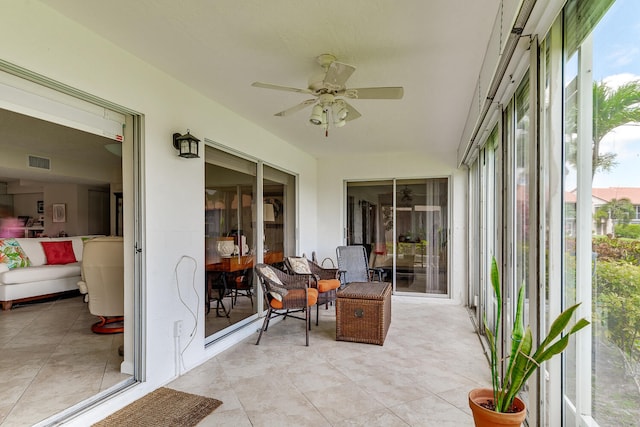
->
xmin=205 ymin=251 xmax=284 ymax=317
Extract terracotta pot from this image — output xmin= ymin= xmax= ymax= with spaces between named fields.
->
xmin=468 ymin=388 xmax=526 ymax=427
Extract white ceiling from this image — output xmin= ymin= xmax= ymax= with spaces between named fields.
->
xmin=36 ymin=0 xmax=500 ymax=161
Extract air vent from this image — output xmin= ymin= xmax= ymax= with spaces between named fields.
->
xmin=28 ymin=155 xmax=51 ymax=170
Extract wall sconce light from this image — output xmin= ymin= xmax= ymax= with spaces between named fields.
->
xmin=172 ymin=130 xmax=200 ymax=158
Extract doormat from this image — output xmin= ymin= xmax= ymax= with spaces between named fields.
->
xmin=92 ymin=387 xmax=222 ymax=427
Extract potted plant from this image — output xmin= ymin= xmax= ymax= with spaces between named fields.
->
xmin=469 ymin=257 xmax=590 ymax=427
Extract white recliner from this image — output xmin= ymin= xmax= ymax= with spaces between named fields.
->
xmin=78 ymin=236 xmax=124 ymax=334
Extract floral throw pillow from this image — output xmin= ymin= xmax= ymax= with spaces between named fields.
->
xmin=0 ymin=238 xmax=31 ymax=269
xmin=287 ymin=257 xmax=312 ymax=274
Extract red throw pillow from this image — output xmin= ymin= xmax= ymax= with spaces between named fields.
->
xmin=41 ymin=241 xmax=77 ymax=265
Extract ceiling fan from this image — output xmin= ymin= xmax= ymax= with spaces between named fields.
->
xmin=251 ymin=54 xmax=404 ymax=135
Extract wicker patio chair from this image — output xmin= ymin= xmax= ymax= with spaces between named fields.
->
xmin=285 ymin=256 xmax=341 ymax=326
xmin=336 ymin=245 xmax=383 ymax=286
xmin=254 ymin=263 xmax=318 ymax=346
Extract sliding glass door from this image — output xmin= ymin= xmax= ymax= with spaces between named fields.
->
xmin=204 ymin=146 xmax=295 ymax=341
xmin=346 ymin=178 xmax=449 ymax=295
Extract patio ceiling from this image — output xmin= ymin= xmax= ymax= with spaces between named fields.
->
xmin=37 ymin=0 xmax=501 ymax=162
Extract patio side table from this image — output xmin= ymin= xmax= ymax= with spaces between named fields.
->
xmin=336 ymin=281 xmax=391 ymax=345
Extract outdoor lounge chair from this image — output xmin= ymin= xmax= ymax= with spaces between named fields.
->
xmin=336 ymin=245 xmax=383 ymax=286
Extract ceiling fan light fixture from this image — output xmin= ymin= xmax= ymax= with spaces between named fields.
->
xmin=252 ymin=54 xmax=403 ymax=132
xmin=309 ymin=104 xmax=324 ymax=125
xmin=334 ymin=102 xmax=348 ymax=121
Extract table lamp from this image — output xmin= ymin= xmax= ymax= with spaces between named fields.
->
xmin=263 ymin=203 xmax=275 ymax=252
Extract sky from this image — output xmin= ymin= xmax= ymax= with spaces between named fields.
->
xmin=590 ymin=0 xmax=640 ymax=188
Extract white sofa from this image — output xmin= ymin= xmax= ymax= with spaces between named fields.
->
xmin=0 ymin=236 xmax=100 ymax=310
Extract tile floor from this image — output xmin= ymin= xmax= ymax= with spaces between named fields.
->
xmin=1 ymin=294 xmax=491 ymax=426
xmin=0 ymin=295 xmax=129 ymax=427
xmin=170 ymin=297 xmax=491 ymax=426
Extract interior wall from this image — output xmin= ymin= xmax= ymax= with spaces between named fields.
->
xmin=43 ymin=183 xmax=77 ymax=236
xmin=12 ymin=192 xmax=42 ymax=220
xmin=1 ymin=2 xmax=319 ymax=425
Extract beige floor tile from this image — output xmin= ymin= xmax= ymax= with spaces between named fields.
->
xmin=2 ymin=293 xmax=491 ymax=427
xmin=3 ymin=389 xmax=95 ymax=427
xmin=304 ymin=381 xmax=387 ymax=424
xmin=356 ymin=370 xmax=436 ymax=408
xmin=389 ymin=394 xmax=475 ymax=426
xmin=244 ymin=390 xmax=331 ymax=427
xmin=196 ymin=407 xmax=254 ymax=426
xmin=287 ymin=360 xmax=353 ymax=393
xmin=333 ymin=408 xmax=411 ymax=427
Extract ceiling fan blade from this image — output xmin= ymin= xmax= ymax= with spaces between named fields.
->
xmin=274 ymin=99 xmax=317 ymax=117
xmin=342 ymin=101 xmax=362 ymax=121
xmin=323 ymin=61 xmax=356 ymax=91
xmin=341 ymin=87 xmax=404 ymax=99
xmin=251 ymin=81 xmax=312 ymax=94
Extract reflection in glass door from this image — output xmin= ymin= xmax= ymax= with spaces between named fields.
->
xmin=263 ymin=164 xmax=295 ymax=262
xmin=346 ymin=181 xmax=393 ymax=282
xmin=346 ymin=178 xmax=449 ymax=295
xmin=204 ymin=148 xmax=257 ymax=339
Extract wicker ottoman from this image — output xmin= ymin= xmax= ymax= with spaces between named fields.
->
xmin=336 ymin=282 xmax=391 ymax=345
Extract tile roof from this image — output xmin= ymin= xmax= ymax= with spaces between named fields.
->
xmin=591 ymin=187 xmax=640 ymax=204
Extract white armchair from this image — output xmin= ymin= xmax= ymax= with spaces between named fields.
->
xmin=78 ymin=236 xmax=124 ymax=334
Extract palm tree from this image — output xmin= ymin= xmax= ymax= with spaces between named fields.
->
xmin=594 ymin=198 xmax=635 ymax=236
xmin=592 ymin=80 xmax=640 ymax=178
xmin=565 ymin=80 xmax=640 ymax=180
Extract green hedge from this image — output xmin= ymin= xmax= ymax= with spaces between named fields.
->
xmin=595 ymin=261 xmax=640 ymax=360
xmin=615 ymin=223 xmax=640 ymax=239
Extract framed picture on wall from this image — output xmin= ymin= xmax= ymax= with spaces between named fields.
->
xmin=52 ymin=203 xmax=66 ymax=223
xmin=37 ymin=200 xmax=44 ymax=213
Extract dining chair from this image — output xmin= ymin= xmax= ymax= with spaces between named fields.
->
xmin=336 ymin=245 xmax=383 ymax=286
xmin=285 ymin=256 xmax=341 ymax=325
xmin=229 ymin=270 xmax=253 ymax=309
xmin=254 ymin=263 xmax=318 ymax=346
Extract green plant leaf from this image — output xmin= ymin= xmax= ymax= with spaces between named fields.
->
xmin=506 ymin=285 xmax=526 ymax=379
xmin=534 ymin=335 xmax=571 ymax=364
xmin=501 ymin=327 xmax=533 ymax=412
xmin=535 ymin=303 xmax=581 ymax=357
xmin=570 ymin=318 xmax=590 ymax=334
xmin=491 ymin=258 xmax=502 ymax=314
xmin=489 ymin=257 xmax=503 ymax=407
